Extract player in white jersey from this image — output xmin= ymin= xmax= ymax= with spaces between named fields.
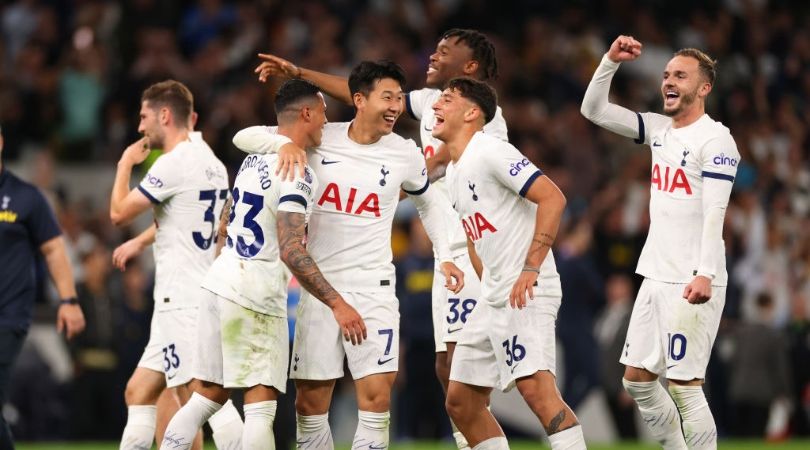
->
xmin=581 ymin=36 xmax=740 ymax=450
xmin=432 ymin=78 xmax=586 ymax=450
xmin=234 ymin=60 xmax=464 ymax=450
xmin=254 ymin=30 xmax=504 ymax=449
xmin=109 ymin=80 xmax=241 ymax=450
xmin=159 ymin=80 xmax=366 ymax=450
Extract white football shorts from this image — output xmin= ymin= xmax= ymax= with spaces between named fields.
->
xmin=290 ymin=290 xmax=399 ymax=381
xmin=450 ymin=294 xmax=561 ymax=392
xmin=137 ymin=306 xmax=198 ymax=388
xmin=432 ymin=254 xmax=482 ymax=352
xmin=193 ymin=294 xmax=289 ymax=391
xmin=620 ymin=278 xmax=726 ymax=380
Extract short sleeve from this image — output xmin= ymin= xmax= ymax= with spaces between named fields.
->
xmin=487 ymin=140 xmax=543 ymax=197
xmin=27 ymin=188 xmax=61 ymax=246
xmin=482 ymin=107 xmax=509 ymax=142
xmin=401 ymin=142 xmax=430 ymax=195
xmin=700 ymin=134 xmax=740 ymax=183
xmin=138 ymin=154 xmax=184 ymax=203
xmin=405 ymin=88 xmax=434 ymax=121
xmin=278 ymin=165 xmax=317 ymax=214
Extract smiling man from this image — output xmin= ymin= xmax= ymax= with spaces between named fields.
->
xmin=431 ymin=78 xmax=584 ymax=450
xmin=108 ymin=80 xmax=239 ymax=450
xmin=581 ymin=36 xmax=740 ymax=450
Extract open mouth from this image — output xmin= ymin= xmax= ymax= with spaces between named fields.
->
xmin=664 ymin=90 xmax=680 ymax=106
xmin=433 ymin=115 xmax=445 ymax=130
xmin=383 ymin=113 xmax=397 ymax=126
xmin=427 ymin=66 xmax=438 ymax=76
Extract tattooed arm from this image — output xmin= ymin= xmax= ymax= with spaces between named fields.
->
xmin=508 ymin=174 xmax=566 ymax=309
xmin=215 ymin=195 xmax=233 ymax=257
xmin=277 ymin=211 xmax=367 ymax=344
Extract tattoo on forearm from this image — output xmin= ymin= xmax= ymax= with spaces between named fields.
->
xmin=278 ymin=212 xmax=339 ymax=304
xmin=218 ymin=196 xmax=233 ymax=238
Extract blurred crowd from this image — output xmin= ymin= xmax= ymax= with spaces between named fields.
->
xmin=1 ymin=0 xmax=809 ymax=443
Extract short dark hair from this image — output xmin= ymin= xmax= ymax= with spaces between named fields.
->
xmin=442 ymin=29 xmax=498 ymax=81
xmin=274 ymin=79 xmax=321 ymax=115
xmin=141 ymin=80 xmax=193 ymax=125
xmin=447 ymin=77 xmax=497 ymax=124
xmin=674 ymin=48 xmax=717 ymax=85
xmin=348 ymin=60 xmax=406 ymax=98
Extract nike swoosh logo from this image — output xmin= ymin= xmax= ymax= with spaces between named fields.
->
xmin=424 ymin=124 xmax=433 ymax=132
xmin=369 ymin=445 xmax=388 ymax=450
xmin=447 ymin=327 xmax=461 ymax=334
xmin=653 ymin=142 xmax=662 ymax=147
xmin=667 ymin=364 xmax=678 ymax=369
xmin=167 ymin=373 xmax=176 ymax=380
xmin=377 ymin=356 xmax=396 ymax=365
xmin=511 ymin=363 xmax=521 ymax=374
xmin=321 ymin=158 xmax=340 ymax=165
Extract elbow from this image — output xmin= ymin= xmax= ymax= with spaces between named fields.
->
xmin=110 ymin=211 xmax=123 ymax=227
xmin=580 ymin=99 xmax=597 ymax=121
xmin=557 ymin=190 xmax=568 ymax=212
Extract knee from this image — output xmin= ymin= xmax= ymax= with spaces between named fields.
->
xmin=445 ymin=389 xmax=469 ymax=423
xmin=125 ymin=377 xmax=160 ymax=405
xmin=295 ymin=391 xmax=330 ymax=416
xmin=357 ymin=389 xmax=390 ymax=412
xmin=517 ymin=382 xmax=558 ymax=415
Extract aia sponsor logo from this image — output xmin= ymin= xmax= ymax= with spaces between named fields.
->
xmin=318 ymin=183 xmax=381 ymax=217
xmin=461 ymin=212 xmax=497 ymax=241
xmin=651 ymin=163 xmax=692 ymax=195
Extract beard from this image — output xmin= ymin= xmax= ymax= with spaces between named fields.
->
xmin=663 ymin=88 xmax=698 ymax=117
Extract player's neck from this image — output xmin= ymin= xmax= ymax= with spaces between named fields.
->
xmin=277 ymin=126 xmax=308 ymax=150
xmin=447 ymin=127 xmax=478 ymax=163
xmin=671 ymin=104 xmax=705 ymax=129
xmin=347 ymin=119 xmax=383 ymax=145
xmin=161 ymin=128 xmax=190 ymax=153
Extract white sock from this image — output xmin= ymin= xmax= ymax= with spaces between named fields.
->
xmin=451 ymin=419 xmax=470 ymax=450
xmin=209 ymin=399 xmax=243 ymax=450
xmin=471 ymin=436 xmax=509 ymax=450
xmin=120 ymin=405 xmax=157 ymax=450
xmin=352 ymin=410 xmax=390 ymax=450
xmin=669 ymin=385 xmax=717 ymax=449
xmin=547 ymin=425 xmax=586 ymax=450
xmin=623 ymin=379 xmax=688 ymax=450
xmin=159 ymin=393 xmax=221 ymax=450
xmin=243 ymin=401 xmax=277 ymax=450
xmin=297 ymin=413 xmax=334 ymax=450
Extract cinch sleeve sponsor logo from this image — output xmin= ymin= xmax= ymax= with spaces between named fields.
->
xmin=712 ymin=153 xmax=738 ymax=166
xmin=145 ymin=173 xmax=164 ymax=188
xmin=509 ymin=158 xmax=532 ymax=176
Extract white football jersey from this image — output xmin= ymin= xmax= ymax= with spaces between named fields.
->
xmin=634 ymin=113 xmax=739 ymax=286
xmin=202 ymin=153 xmax=317 ymax=316
xmin=138 ymin=133 xmax=229 ymax=311
xmin=406 ymin=88 xmax=509 ymax=259
xmin=446 ymin=132 xmax=561 ymax=307
xmin=299 ymin=121 xmax=430 ymax=292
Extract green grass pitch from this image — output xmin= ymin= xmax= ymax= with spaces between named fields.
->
xmin=15 ymin=440 xmax=810 ymax=450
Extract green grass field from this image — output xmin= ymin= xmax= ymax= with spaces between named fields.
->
xmin=14 ymin=441 xmax=810 ymax=450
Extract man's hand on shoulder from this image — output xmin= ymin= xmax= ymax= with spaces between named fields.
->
xmin=276 ymin=143 xmax=307 ymax=181
xmin=607 ymin=35 xmax=643 ymax=63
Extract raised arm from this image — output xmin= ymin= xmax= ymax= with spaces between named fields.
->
xmin=580 ymin=36 xmax=646 ymax=140
xmin=255 ymin=53 xmax=352 ymax=105
xmin=277 ymin=211 xmax=367 ymax=344
xmin=110 ymin=137 xmax=154 ymax=226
